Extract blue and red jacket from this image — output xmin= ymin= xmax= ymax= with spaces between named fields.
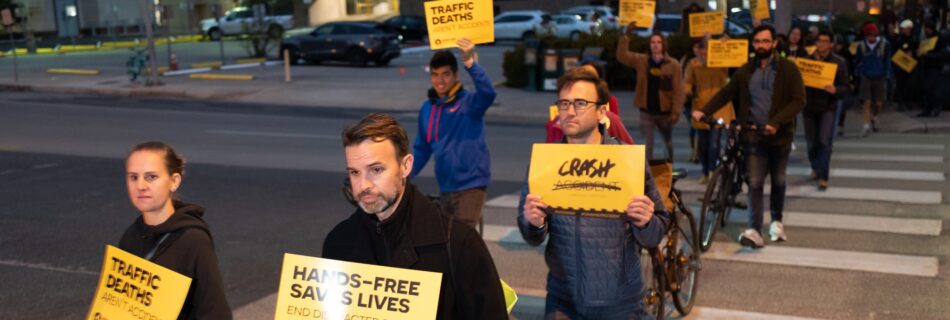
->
xmin=411 ymin=62 xmax=496 ymax=193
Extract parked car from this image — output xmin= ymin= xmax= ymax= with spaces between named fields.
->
xmin=633 ymin=13 xmax=751 ymax=37
xmin=200 ymin=7 xmax=293 ymax=40
xmin=381 ymin=15 xmax=428 ymax=43
xmin=280 ymin=21 xmax=401 ymax=67
xmin=561 ymin=5 xmax=619 ymax=30
xmin=551 ymin=14 xmax=595 ymax=40
xmin=494 ymin=10 xmax=548 ymax=40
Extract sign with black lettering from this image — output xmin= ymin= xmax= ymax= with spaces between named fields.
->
xmin=86 ymin=245 xmax=192 ymax=320
xmin=528 ymin=144 xmax=645 ymax=217
xmin=274 ymin=253 xmax=442 ymax=320
xmin=424 ymin=0 xmax=494 ymax=50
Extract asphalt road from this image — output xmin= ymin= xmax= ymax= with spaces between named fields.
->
xmin=1 ymin=91 xmax=949 ymax=319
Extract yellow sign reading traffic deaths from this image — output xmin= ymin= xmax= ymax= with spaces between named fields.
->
xmin=918 ymin=36 xmax=937 ymax=56
xmin=528 ymin=144 xmax=645 ymax=217
xmin=274 ymin=253 xmax=443 ymax=320
xmin=795 ymin=58 xmax=838 ymax=89
xmin=424 ymin=0 xmax=494 ymax=50
xmin=619 ymin=0 xmax=655 ymax=28
xmin=707 ymin=39 xmax=749 ymax=68
xmin=752 ymin=0 xmax=770 ymax=20
xmin=87 ymin=245 xmax=192 ymax=320
xmin=689 ymin=12 xmax=724 ymax=38
xmin=892 ymin=49 xmax=918 ymax=73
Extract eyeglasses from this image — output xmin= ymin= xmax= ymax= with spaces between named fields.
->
xmin=555 ymin=99 xmax=603 ymax=112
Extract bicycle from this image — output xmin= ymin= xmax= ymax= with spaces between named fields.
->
xmin=697 ymin=118 xmax=762 ymax=252
xmin=126 ymin=48 xmax=149 ymax=82
xmin=641 ymin=162 xmax=701 ymax=319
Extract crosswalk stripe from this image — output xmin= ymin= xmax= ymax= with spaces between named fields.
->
xmin=833 ymin=153 xmax=944 ymax=163
xmin=701 ymin=208 xmax=943 ymax=236
xmin=662 ymin=140 xmax=944 ymax=152
xmin=673 ymin=180 xmax=942 ymax=204
xmin=675 ymin=163 xmax=945 ymax=181
xmin=704 ymin=242 xmax=939 ymax=277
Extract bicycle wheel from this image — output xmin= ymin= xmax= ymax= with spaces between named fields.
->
xmin=699 ymin=165 xmax=728 ymax=251
xmin=640 ymin=249 xmax=665 ymax=319
xmin=671 ymin=206 xmax=701 ymax=315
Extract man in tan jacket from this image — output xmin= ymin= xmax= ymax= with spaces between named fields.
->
xmin=617 ymin=22 xmax=686 ymax=161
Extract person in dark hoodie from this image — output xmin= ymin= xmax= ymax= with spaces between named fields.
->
xmin=325 ymin=113 xmax=508 ymax=320
xmin=119 ymin=141 xmax=232 ymax=320
xmin=411 ymin=37 xmax=496 ymax=230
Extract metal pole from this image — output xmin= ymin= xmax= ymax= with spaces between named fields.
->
xmin=142 ymin=0 xmax=161 ymax=86
xmin=9 ymin=28 xmax=17 ymax=82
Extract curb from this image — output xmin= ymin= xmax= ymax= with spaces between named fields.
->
xmin=189 ymin=74 xmax=254 ymax=81
xmin=47 ymin=68 xmax=101 ymax=75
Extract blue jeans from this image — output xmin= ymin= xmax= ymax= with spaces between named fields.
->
xmin=697 ymin=128 xmax=723 ymax=176
xmin=544 ymin=294 xmax=651 ymax=320
xmin=803 ymin=110 xmax=836 ymax=180
xmin=833 ymin=99 xmax=847 ymax=136
xmin=744 ymin=133 xmax=792 ymax=232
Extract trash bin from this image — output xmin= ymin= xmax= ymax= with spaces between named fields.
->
xmin=524 ymin=38 xmax=540 ymax=91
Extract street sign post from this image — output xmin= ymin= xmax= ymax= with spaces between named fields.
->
xmin=212 ymin=3 xmax=225 ymax=64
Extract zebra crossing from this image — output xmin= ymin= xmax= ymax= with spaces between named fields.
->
xmin=481 ymin=134 xmax=947 ymax=319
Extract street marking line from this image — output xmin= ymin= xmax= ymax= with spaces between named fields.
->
xmin=673 ymin=180 xmax=942 ymax=204
xmin=47 ymin=68 xmax=100 ymax=75
xmin=703 ymin=208 xmax=943 ymax=236
xmin=834 ymin=154 xmax=944 ymax=163
xmin=206 ymin=129 xmax=338 ymax=139
xmin=676 ymin=163 xmax=945 ymax=181
xmin=163 ymin=67 xmax=213 ymax=76
xmin=220 ymin=63 xmax=264 ymax=71
xmin=704 ymin=242 xmax=939 ymax=277
xmin=190 ymin=61 xmax=223 ymax=69
xmin=833 ymin=141 xmax=945 ymax=151
xmin=0 ymin=259 xmax=98 ymax=276
xmin=236 ymin=57 xmax=266 ymax=64
xmin=189 ymin=73 xmax=254 ymax=81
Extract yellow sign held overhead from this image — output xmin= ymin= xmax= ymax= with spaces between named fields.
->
xmin=274 ymin=253 xmax=443 ymax=320
xmin=619 ymin=0 xmax=655 ymax=28
xmin=892 ymin=49 xmax=918 ymax=73
xmin=707 ymin=39 xmax=749 ymax=68
xmin=528 ymin=144 xmax=645 ymax=217
xmin=751 ymin=0 xmax=770 ymax=20
xmin=688 ymin=11 xmax=724 ymax=38
xmin=795 ymin=58 xmax=838 ymax=89
xmin=86 ymin=245 xmax=192 ymax=320
xmin=424 ymin=0 xmax=494 ymax=50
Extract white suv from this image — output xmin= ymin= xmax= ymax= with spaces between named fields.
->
xmin=561 ymin=5 xmax=618 ymax=30
xmin=494 ymin=10 xmax=548 ymax=40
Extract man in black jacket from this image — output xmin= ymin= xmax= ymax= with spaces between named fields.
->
xmin=803 ymin=31 xmax=850 ymax=191
xmin=323 ymin=113 xmax=508 ymax=320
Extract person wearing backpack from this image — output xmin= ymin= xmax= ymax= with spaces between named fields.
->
xmin=853 ymin=23 xmax=891 ymax=137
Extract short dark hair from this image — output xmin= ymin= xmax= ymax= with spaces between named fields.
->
xmin=129 ymin=141 xmax=185 ymax=177
xmin=753 ymin=25 xmax=776 ymax=40
xmin=342 ymin=113 xmax=410 ymax=159
xmin=556 ymin=67 xmax=610 ymax=104
xmin=817 ymin=30 xmax=835 ymax=42
xmin=429 ymin=50 xmax=458 ymax=73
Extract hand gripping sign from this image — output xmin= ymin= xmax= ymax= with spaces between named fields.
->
xmin=795 ymin=58 xmax=838 ymax=89
xmin=528 ymin=144 xmax=646 ymax=218
xmin=688 ymin=11 xmax=724 ymax=38
xmin=619 ymin=0 xmax=655 ymax=28
xmin=707 ymin=39 xmax=749 ymax=68
xmin=87 ymin=245 xmax=192 ymax=320
xmin=274 ymin=253 xmax=443 ymax=320
xmin=424 ymin=0 xmax=494 ymax=50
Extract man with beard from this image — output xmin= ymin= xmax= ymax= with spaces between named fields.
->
xmin=323 ymin=113 xmax=508 ymax=320
xmin=692 ymin=25 xmax=805 ymax=248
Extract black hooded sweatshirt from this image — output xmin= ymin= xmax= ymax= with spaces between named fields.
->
xmin=119 ymin=201 xmax=232 ymax=320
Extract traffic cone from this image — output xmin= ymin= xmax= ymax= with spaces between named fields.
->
xmin=170 ymin=52 xmax=179 ymax=70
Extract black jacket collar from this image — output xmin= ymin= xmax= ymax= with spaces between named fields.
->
xmin=351 ymin=183 xmax=448 ymax=268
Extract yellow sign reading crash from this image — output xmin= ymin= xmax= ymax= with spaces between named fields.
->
xmin=87 ymin=245 xmax=192 ymax=320
xmin=528 ymin=144 xmax=645 ymax=217
xmin=274 ymin=253 xmax=443 ymax=320
xmin=424 ymin=0 xmax=494 ymax=50
xmin=707 ymin=39 xmax=749 ymax=68
xmin=795 ymin=58 xmax=838 ymax=89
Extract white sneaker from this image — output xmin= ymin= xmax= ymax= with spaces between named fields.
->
xmin=739 ymin=228 xmax=765 ymax=248
xmin=862 ymin=124 xmax=870 ymax=137
xmin=769 ymin=221 xmax=787 ymax=242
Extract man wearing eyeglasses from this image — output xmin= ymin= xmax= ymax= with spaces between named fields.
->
xmin=518 ymin=67 xmax=669 ymax=318
xmin=691 ymin=25 xmax=805 ymax=248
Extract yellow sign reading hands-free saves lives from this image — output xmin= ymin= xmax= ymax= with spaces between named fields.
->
xmin=87 ymin=245 xmax=192 ymax=320
xmin=688 ymin=11 xmax=725 ymax=38
xmin=528 ymin=144 xmax=645 ymax=217
xmin=274 ymin=253 xmax=443 ymax=320
xmin=619 ymin=0 xmax=655 ymax=28
xmin=795 ymin=58 xmax=838 ymax=89
xmin=424 ymin=0 xmax=494 ymax=50
xmin=707 ymin=39 xmax=749 ymax=68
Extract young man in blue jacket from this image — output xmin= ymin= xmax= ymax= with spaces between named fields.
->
xmin=412 ymin=38 xmax=496 ymax=229
xmin=854 ymin=23 xmax=891 ymax=137
xmin=518 ymin=67 xmax=669 ymax=318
